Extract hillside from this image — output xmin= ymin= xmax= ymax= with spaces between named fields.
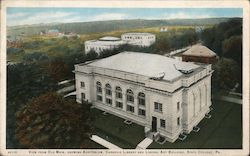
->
xmin=7 ymin=18 xmax=238 ymax=36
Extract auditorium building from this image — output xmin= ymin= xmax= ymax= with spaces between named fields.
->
xmin=74 ymin=52 xmax=212 ymax=142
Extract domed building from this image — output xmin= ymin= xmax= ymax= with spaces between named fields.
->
xmin=85 ymin=36 xmax=125 ymax=54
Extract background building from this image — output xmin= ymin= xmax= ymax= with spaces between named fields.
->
xmin=121 ymin=33 xmax=156 ymax=47
xmin=182 ymin=44 xmax=217 ymax=64
xmin=85 ymin=36 xmax=125 ymax=54
xmin=74 ymin=52 xmax=212 ymax=143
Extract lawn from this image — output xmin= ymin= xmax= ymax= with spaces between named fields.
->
xmin=91 ymin=108 xmax=145 ymax=149
xmin=149 ymin=100 xmax=242 ymax=149
xmin=89 ymin=100 xmax=242 ymax=149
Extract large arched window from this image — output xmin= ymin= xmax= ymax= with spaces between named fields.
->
xmin=96 ymin=81 xmax=102 ymax=93
xmin=126 ymin=89 xmax=134 ymax=103
xmin=138 ymin=92 xmax=145 ymax=106
xmin=115 ymin=86 xmax=123 ymax=109
xmin=138 ymin=92 xmax=146 ymax=117
xmin=115 ymin=86 xmax=122 ymax=99
xmin=96 ymin=81 xmax=102 ymax=102
xmin=105 ymin=84 xmax=112 ymax=105
xmin=105 ymin=84 xmax=112 ymax=96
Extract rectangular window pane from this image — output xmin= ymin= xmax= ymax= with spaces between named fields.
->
xmin=127 ymin=95 xmax=134 ymax=103
xmin=116 ymin=92 xmax=122 ymax=99
xmin=159 ymin=104 xmax=162 ymax=112
xmin=154 ymin=102 xmax=163 ymax=113
xmin=160 ymin=119 xmax=166 ymax=128
xmin=177 ymin=117 xmax=180 ymax=126
xmin=81 ymin=93 xmax=85 ymax=100
xmin=139 ymin=98 xmax=145 ymax=106
xmin=127 ymin=105 xmax=134 ymax=112
xmin=81 ymin=82 xmax=85 ymax=88
xmin=106 ymin=89 xmax=111 ymax=95
xmin=106 ymin=98 xmax=112 ymax=105
xmin=97 ymin=87 xmax=102 ymax=93
xmin=138 ymin=109 xmax=145 ymax=116
xmin=97 ymin=95 xmax=102 ymax=101
xmin=116 ymin=101 xmax=123 ymax=108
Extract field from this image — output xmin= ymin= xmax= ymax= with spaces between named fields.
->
xmin=7 ymin=25 xmax=202 ymax=63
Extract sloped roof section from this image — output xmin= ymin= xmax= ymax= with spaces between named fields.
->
xmin=182 ymin=44 xmax=217 ymax=57
xmin=87 ymin=52 xmax=200 ymax=81
xmin=99 ymin=36 xmax=121 ymax=41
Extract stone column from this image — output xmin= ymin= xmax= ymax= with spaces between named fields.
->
xmin=123 ymin=93 xmax=127 ymax=112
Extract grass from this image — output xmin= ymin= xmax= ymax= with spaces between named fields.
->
xmin=89 ymin=100 xmax=242 ymax=149
xmin=148 ymin=100 xmax=242 ymax=149
xmin=91 ymin=108 xmax=145 ymax=149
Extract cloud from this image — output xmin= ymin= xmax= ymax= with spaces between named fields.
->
xmin=7 ymin=11 xmax=81 ymax=26
xmin=91 ymin=13 xmax=129 ymax=21
xmin=164 ymin=12 xmax=211 ymax=19
xmin=7 ymin=12 xmax=29 ymax=19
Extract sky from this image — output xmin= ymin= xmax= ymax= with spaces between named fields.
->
xmin=7 ymin=8 xmax=243 ymax=26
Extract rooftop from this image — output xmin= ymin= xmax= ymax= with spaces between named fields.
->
xmin=99 ymin=36 xmax=121 ymax=41
xmin=85 ymin=39 xmax=125 ymax=46
xmin=85 ymin=52 xmax=201 ymax=81
xmin=182 ymin=44 xmax=216 ymax=57
xmin=122 ymin=32 xmax=154 ymax=36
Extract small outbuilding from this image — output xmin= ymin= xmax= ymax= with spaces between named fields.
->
xmin=182 ymin=44 xmax=217 ymax=64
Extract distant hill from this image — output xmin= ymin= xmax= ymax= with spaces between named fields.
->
xmin=7 ymin=18 xmax=240 ymax=37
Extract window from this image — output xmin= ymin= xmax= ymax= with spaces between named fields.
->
xmin=154 ymin=102 xmax=163 ymax=113
xmin=138 ymin=92 xmax=145 ymax=106
xmin=177 ymin=102 xmax=180 ymax=111
xmin=105 ymin=84 xmax=112 ymax=96
xmin=138 ymin=109 xmax=145 ymax=116
xmin=115 ymin=87 xmax=122 ymax=99
xmin=127 ymin=105 xmax=134 ymax=113
xmin=97 ymin=95 xmax=102 ymax=102
xmin=80 ymin=82 xmax=85 ymax=88
xmin=126 ymin=89 xmax=134 ymax=103
xmin=81 ymin=93 xmax=85 ymax=100
xmin=116 ymin=101 xmax=123 ymax=108
xmin=106 ymin=98 xmax=112 ymax=105
xmin=177 ymin=117 xmax=180 ymax=126
xmin=160 ymin=119 xmax=166 ymax=128
xmin=96 ymin=81 xmax=102 ymax=93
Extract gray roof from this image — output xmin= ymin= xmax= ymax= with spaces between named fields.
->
xmin=182 ymin=44 xmax=216 ymax=57
xmin=87 ymin=52 xmax=200 ymax=81
xmin=99 ymin=36 xmax=121 ymax=41
xmin=122 ymin=32 xmax=154 ymax=36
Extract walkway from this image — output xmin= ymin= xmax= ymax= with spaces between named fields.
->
xmin=90 ymin=135 xmax=122 ymax=149
xmin=215 ymin=96 xmax=242 ymax=104
xmin=64 ymin=91 xmax=76 ymax=98
xmin=57 ymin=85 xmax=75 ymax=94
xmin=136 ymin=138 xmax=153 ymax=149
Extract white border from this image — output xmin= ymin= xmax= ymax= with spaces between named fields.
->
xmin=0 ymin=0 xmax=249 ymax=156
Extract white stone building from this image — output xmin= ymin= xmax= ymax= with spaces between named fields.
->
xmin=74 ymin=52 xmax=212 ymax=143
xmin=85 ymin=36 xmax=125 ymax=54
xmin=121 ymin=33 xmax=156 ymax=47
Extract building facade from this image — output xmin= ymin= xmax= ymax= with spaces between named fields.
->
xmin=74 ymin=52 xmax=212 ymax=143
xmin=182 ymin=44 xmax=217 ymax=64
xmin=121 ymin=33 xmax=156 ymax=47
xmin=85 ymin=36 xmax=125 ymax=54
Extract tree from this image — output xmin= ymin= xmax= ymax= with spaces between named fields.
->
xmin=222 ymin=35 xmax=242 ymax=64
xmin=15 ymin=92 xmax=94 ymax=148
xmin=85 ymin=50 xmax=98 ymax=61
xmin=212 ymin=58 xmax=241 ymax=91
xmin=7 ymin=63 xmax=57 ymax=148
xmin=44 ymin=59 xmax=71 ymax=82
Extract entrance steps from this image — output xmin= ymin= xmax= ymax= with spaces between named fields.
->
xmin=136 ymin=138 xmax=153 ymax=149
